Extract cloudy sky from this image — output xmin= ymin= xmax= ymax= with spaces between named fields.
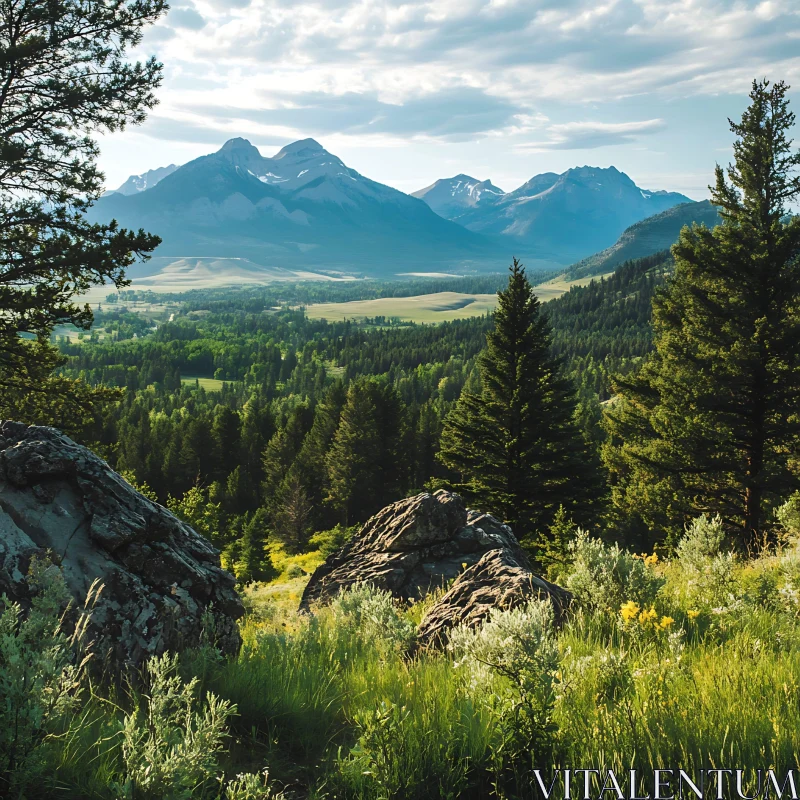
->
xmin=97 ymin=0 xmax=800 ymax=199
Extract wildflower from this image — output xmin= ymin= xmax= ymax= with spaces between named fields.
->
xmin=644 ymin=552 xmax=659 ymax=567
xmin=620 ymin=600 xmax=640 ymax=622
xmin=638 ymin=606 xmax=658 ymax=626
xmin=687 ymin=609 xmax=700 ymax=620
xmin=658 ymin=615 xmax=674 ymax=630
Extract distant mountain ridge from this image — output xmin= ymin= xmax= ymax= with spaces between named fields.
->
xmin=563 ymin=200 xmax=721 ymax=279
xmin=411 ymin=175 xmax=505 ymax=219
xmin=91 ymin=138 xmax=502 ymax=278
xmin=111 ymin=164 xmax=178 ymax=195
xmin=417 ymin=165 xmax=693 ymax=263
xmin=93 ymin=138 xmax=708 ymax=287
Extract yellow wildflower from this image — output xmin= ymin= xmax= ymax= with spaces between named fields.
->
xmin=644 ymin=552 xmax=659 ymax=567
xmin=638 ymin=606 xmax=658 ymax=626
xmin=658 ymin=615 xmax=675 ymax=630
xmin=620 ymin=601 xmax=640 ymax=623
xmin=687 ymin=609 xmax=700 ymax=620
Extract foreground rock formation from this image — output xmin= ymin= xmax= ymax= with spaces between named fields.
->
xmin=300 ymin=489 xmax=570 ymax=642
xmin=417 ymin=548 xmax=571 ymax=646
xmin=0 ymin=421 xmax=243 ymax=670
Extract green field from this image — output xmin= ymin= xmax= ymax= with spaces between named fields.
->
xmin=304 ymin=274 xmax=608 ymax=323
xmin=180 ymin=376 xmax=226 ymax=391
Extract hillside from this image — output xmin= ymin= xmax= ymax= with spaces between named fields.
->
xmin=546 ymin=251 xmax=673 ymax=397
xmin=563 ymin=200 xmax=721 ymax=279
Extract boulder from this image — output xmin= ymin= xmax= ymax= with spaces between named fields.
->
xmin=417 ymin=548 xmax=572 ymax=647
xmin=300 ymin=490 xmax=570 ymax=640
xmin=0 ymin=421 xmax=244 ymax=671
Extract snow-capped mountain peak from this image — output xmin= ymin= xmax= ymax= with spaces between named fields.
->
xmin=110 ymin=164 xmax=179 ymax=196
xmin=411 ymin=174 xmax=505 ymax=218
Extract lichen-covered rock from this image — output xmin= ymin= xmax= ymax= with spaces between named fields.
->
xmin=417 ymin=549 xmax=572 ymax=647
xmin=300 ymin=489 xmax=570 ymax=637
xmin=0 ymin=421 xmax=244 ymax=670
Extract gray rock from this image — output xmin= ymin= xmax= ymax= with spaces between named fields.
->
xmin=417 ymin=548 xmax=572 ymax=647
xmin=0 ymin=421 xmax=244 ymax=670
xmin=300 ymin=489 xmax=570 ymax=638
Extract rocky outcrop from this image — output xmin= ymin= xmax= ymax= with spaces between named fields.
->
xmin=300 ymin=490 xmax=570 ymax=641
xmin=0 ymin=421 xmax=244 ymax=671
xmin=417 ymin=548 xmax=572 ymax=646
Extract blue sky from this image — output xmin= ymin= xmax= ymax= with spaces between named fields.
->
xmin=98 ymin=0 xmax=800 ymax=200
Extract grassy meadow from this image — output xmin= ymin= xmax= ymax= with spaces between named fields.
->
xmin=303 ymin=275 xmax=607 ymax=324
xmin=181 ymin=376 xmax=228 ymax=391
xmin=12 ymin=508 xmax=800 ymax=799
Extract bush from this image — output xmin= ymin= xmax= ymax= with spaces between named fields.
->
xmin=564 ymin=530 xmax=664 ymax=615
xmin=0 ymin=559 xmax=96 ymax=794
xmin=330 ymin=584 xmax=416 ymax=652
xmin=308 ymin=523 xmax=357 ymax=557
xmin=449 ymin=599 xmax=560 ymax=781
xmin=673 ymin=515 xmax=736 ymax=609
xmin=114 ymin=652 xmax=236 ymax=800
xmin=285 ymin=563 xmax=305 ymax=579
xmin=676 ymin=514 xmax=726 ymax=569
xmin=777 ymin=493 xmax=800 ymax=540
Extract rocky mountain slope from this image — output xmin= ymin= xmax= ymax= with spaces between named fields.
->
xmin=411 ymin=174 xmax=505 ymax=219
xmin=563 ymin=199 xmax=721 ymax=279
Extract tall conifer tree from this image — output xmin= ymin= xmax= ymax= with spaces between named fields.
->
xmin=604 ymin=79 xmax=800 ymax=549
xmin=438 ymin=259 xmax=599 ymax=542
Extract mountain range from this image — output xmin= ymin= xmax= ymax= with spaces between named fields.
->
xmin=92 ymin=138 xmax=499 ymax=278
xmin=94 ymin=137 xmax=715 ymax=282
xmin=415 ymin=167 xmax=692 ymax=263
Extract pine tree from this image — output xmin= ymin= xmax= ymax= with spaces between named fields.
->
xmin=279 ymin=381 xmax=346 ymax=531
xmin=272 ymin=474 xmax=314 ymax=553
xmin=604 ymin=79 xmax=800 ymax=550
xmin=438 ymin=259 xmax=600 ymax=542
xmin=234 ymin=509 xmax=275 ymax=584
xmin=326 ymin=380 xmax=382 ymax=525
xmin=0 ymin=0 xmax=165 ymax=427
xmin=534 ymin=506 xmax=578 ymax=580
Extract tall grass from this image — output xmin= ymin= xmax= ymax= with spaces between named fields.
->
xmin=10 ymin=514 xmax=800 ymax=798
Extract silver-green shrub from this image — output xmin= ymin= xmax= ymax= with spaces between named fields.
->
xmin=776 ymin=493 xmax=800 ymax=540
xmin=676 ymin=514 xmax=726 ymax=570
xmin=330 ymin=584 xmax=415 ymax=651
xmin=675 ymin=515 xmax=736 ymax=609
xmin=564 ymin=530 xmax=663 ymax=614
xmin=115 ymin=652 xmax=236 ymax=800
xmin=449 ymin=599 xmax=560 ymax=774
xmin=0 ymin=559 xmax=96 ymax=793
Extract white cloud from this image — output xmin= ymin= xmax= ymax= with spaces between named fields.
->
xmin=518 ymin=118 xmax=667 ymax=151
xmin=100 ymin=0 xmax=800 ymax=191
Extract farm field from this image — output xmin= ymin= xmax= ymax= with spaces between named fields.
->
xmin=304 ymin=273 xmax=608 ymax=323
